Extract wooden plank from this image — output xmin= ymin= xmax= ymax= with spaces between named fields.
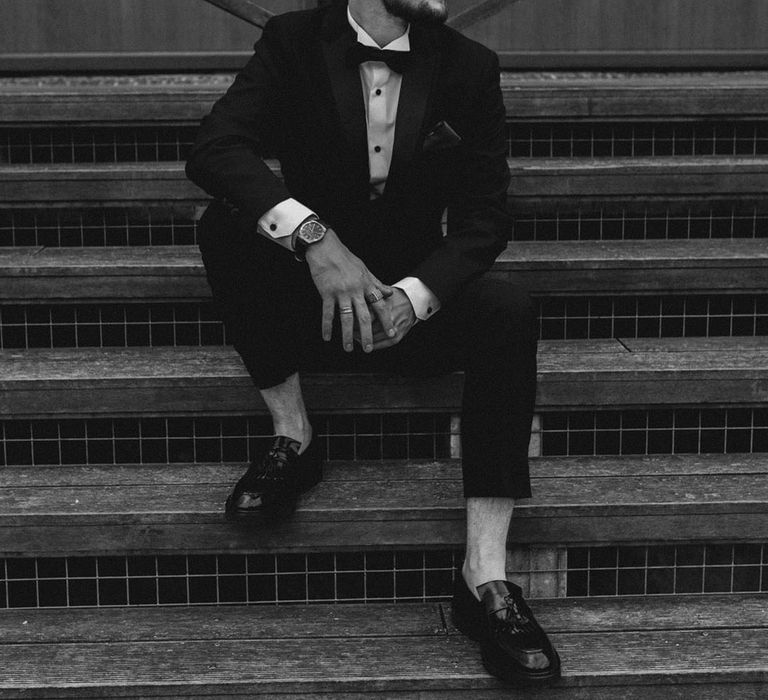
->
xmin=497 ymin=50 xmax=768 ymax=71
xmin=0 ymin=457 xmax=766 ymax=554
xmin=3 ymin=239 xmax=767 ymax=301
xmin=3 ymin=338 xmax=768 ymax=418
xmin=501 ymin=71 xmax=768 ymax=119
xmin=4 ymin=512 xmax=765 ymax=556
xmin=0 ymin=629 xmax=765 ymax=696
xmin=2 ymin=454 xmax=765 ymax=488
xmin=6 ymin=71 xmax=768 ymax=122
xmin=0 ymin=595 xmax=764 ymax=645
xmin=2 ymin=470 xmax=765 ymax=524
xmin=3 ymin=158 xmax=768 ymax=207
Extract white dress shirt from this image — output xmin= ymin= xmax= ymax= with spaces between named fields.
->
xmin=255 ymin=7 xmax=441 ymax=322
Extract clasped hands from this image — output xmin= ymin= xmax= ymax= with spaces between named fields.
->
xmin=305 ymin=228 xmax=416 ymax=352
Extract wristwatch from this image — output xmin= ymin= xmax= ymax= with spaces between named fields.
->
xmin=293 ymin=216 xmax=328 ymax=262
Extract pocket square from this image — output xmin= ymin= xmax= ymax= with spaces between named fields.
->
xmin=423 ymin=120 xmax=462 ymax=152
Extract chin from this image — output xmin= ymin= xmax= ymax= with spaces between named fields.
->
xmin=383 ymin=0 xmax=449 ymax=25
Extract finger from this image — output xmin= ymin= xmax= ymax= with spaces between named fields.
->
xmin=353 ymin=296 xmax=373 ymax=352
xmin=371 ymin=326 xmax=391 ymax=344
xmin=369 ymin=274 xmax=395 ymax=299
xmin=338 ymin=298 xmax=355 ymax=352
xmin=321 ymin=297 xmax=335 ymax=342
xmin=371 ymin=297 xmax=396 ymax=338
xmin=371 ymin=335 xmax=399 ymax=351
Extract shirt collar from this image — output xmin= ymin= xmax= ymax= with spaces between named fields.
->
xmin=347 ymin=6 xmax=410 ymax=52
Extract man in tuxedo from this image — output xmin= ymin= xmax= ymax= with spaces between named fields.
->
xmin=186 ymin=0 xmax=560 ymax=684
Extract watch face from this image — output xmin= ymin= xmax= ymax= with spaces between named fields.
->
xmin=300 ymin=219 xmax=326 ymax=243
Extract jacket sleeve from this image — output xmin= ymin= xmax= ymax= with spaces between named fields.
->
xmin=407 ymin=51 xmax=511 ymax=304
xmin=185 ymin=18 xmax=292 ymax=227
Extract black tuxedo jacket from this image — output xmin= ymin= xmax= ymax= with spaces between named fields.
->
xmin=186 ymin=0 xmax=511 ymax=306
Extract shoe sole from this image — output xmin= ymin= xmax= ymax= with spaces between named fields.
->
xmin=452 ymin=600 xmax=562 ymax=685
xmin=481 ymin=647 xmax=562 ymax=686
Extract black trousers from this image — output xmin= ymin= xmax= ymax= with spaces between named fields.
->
xmin=199 ymin=207 xmax=538 ymax=499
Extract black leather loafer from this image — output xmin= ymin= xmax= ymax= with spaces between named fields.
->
xmin=452 ymin=575 xmax=561 ymax=685
xmin=224 ymin=435 xmax=323 ymax=520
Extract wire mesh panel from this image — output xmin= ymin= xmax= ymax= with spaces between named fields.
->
xmin=0 ymin=207 xmax=199 ymax=247
xmin=537 ymin=295 xmax=768 ymax=340
xmin=3 ymin=121 xmax=768 ymax=164
xmin=0 ymin=303 xmax=227 ymax=349
xmin=508 ymin=120 xmax=768 ymax=158
xmin=1 ymin=544 xmax=764 ymax=608
xmin=567 ymin=543 xmax=766 ymax=596
xmin=3 ymin=201 xmax=768 ymax=247
xmin=512 ymin=202 xmax=768 ymax=241
xmin=2 ymin=408 xmax=765 ymax=467
xmin=0 ymin=550 xmax=462 ymax=608
xmin=540 ymin=408 xmax=768 ymax=456
xmin=2 ymin=295 xmax=766 ymax=349
xmin=0 ymin=126 xmax=197 ymax=164
xmin=0 ymin=414 xmax=454 ymax=466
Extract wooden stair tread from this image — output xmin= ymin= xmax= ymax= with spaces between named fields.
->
xmin=1 ymin=456 xmax=766 ymax=554
xmin=3 ymin=157 xmax=768 ymax=205
xmin=4 ymin=454 xmax=766 ymax=487
xmin=0 ymin=597 xmax=765 ymax=696
xmin=2 ymin=339 xmax=767 ymax=419
xmin=1 ymin=595 xmax=764 ymax=643
xmin=2 ymin=240 xmax=767 ymax=300
xmin=4 ymin=71 xmax=768 ymax=121
xmin=2 ymin=456 xmax=766 ymax=521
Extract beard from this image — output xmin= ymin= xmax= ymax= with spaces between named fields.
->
xmin=382 ymin=0 xmax=448 ymax=25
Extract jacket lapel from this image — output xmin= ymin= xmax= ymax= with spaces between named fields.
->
xmin=319 ymin=2 xmax=370 ymax=198
xmin=385 ymin=24 xmax=440 ymax=199
xmin=318 ymin=2 xmax=441 ymax=200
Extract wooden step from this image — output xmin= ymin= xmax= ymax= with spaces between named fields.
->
xmin=4 ymin=72 xmax=768 ymax=122
xmin=0 ymin=595 xmax=764 ymax=696
xmin=1 ymin=454 xmax=765 ymax=555
xmin=3 ymin=158 xmax=768 ymax=207
xmin=2 ymin=338 xmax=767 ymax=419
xmin=3 ymin=240 xmax=768 ymax=301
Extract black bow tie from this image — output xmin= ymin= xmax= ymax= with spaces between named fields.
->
xmin=346 ymin=42 xmax=413 ymax=74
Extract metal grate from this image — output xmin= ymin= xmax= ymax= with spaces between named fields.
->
xmin=567 ymin=543 xmax=767 ymax=597
xmin=4 ymin=121 xmax=768 ymax=164
xmin=537 ymin=294 xmax=768 ymax=340
xmin=0 ymin=126 xmax=196 ymax=164
xmin=1 ymin=543 xmax=764 ymax=608
xmin=0 ymin=303 xmax=226 ymax=349
xmin=508 ymin=120 xmax=768 ymax=159
xmin=2 ymin=295 xmax=766 ymax=350
xmin=0 ymin=414 xmax=454 ymax=467
xmin=2 ymin=409 xmax=765 ymax=467
xmin=0 ymin=207 xmax=199 ymax=247
xmin=0 ymin=550 xmax=462 ymax=608
xmin=541 ymin=408 xmax=768 ymax=457
xmin=2 ymin=202 xmax=767 ymax=248
xmin=513 ymin=202 xmax=768 ymax=241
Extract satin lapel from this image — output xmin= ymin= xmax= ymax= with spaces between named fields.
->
xmin=385 ymin=27 xmax=440 ymax=199
xmin=320 ymin=28 xmax=370 ymax=193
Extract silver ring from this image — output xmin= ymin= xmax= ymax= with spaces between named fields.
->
xmin=365 ymin=290 xmax=383 ymax=304
xmin=339 ymin=307 xmax=354 ymax=314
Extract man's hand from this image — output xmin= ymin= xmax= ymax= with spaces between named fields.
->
xmin=369 ymin=287 xmax=417 ymax=351
xmin=306 ymin=228 xmax=396 ymax=352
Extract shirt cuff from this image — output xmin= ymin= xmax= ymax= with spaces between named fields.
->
xmin=257 ymin=198 xmax=316 ymax=250
xmin=393 ymin=277 xmax=441 ymax=322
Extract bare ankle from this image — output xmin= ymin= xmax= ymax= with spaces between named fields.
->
xmin=272 ymin=420 xmax=312 ymax=454
xmin=462 ymin=558 xmax=507 ymax=600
